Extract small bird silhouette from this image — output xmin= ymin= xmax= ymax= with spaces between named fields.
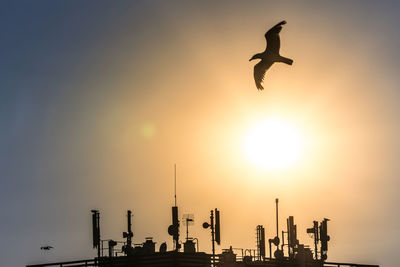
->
xmin=250 ymin=21 xmax=293 ymax=90
xmin=40 ymin=246 xmax=53 ymax=250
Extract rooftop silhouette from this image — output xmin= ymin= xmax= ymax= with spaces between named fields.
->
xmin=27 ymin=199 xmax=378 ymax=267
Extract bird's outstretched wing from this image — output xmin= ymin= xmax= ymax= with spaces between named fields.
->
xmin=265 ymin=20 xmax=286 ymax=55
xmin=254 ymin=60 xmax=273 ymax=90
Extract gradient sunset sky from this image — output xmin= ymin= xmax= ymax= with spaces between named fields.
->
xmin=1 ymin=1 xmax=400 ymax=266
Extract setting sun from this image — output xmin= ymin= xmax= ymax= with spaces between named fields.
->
xmin=243 ymin=117 xmax=305 ymax=171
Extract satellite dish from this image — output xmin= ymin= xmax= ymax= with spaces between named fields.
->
xmin=274 ymin=249 xmax=284 ymax=260
xmin=168 ymin=224 xmax=178 ymax=236
xmin=272 ymin=236 xmax=280 ymax=246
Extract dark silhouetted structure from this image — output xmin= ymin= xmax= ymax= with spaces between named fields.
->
xmin=40 ymin=246 xmax=53 ymax=251
xmin=91 ymin=210 xmax=100 ymax=258
xmin=250 ymin=21 xmax=293 ymax=90
xmin=256 ymin=225 xmax=266 ymax=261
xmin=27 ymin=199 xmax=378 ymax=267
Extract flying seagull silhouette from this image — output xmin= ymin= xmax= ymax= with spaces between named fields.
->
xmin=40 ymin=246 xmax=53 ymax=250
xmin=250 ymin=21 xmax=293 ymax=90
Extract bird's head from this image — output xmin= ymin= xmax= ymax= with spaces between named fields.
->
xmin=249 ymin=53 xmax=263 ymax=61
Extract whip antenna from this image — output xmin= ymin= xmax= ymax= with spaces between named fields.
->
xmin=174 ymin=164 xmax=177 ymax=206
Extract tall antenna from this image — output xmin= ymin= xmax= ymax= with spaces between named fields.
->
xmin=174 ymin=164 xmax=177 ymax=206
xmin=168 ymin=164 xmax=180 ymax=251
xmin=276 ymin=198 xmax=279 ymax=242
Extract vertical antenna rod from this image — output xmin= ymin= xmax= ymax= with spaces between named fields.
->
xmin=127 ymin=210 xmax=133 ymax=249
xmin=276 ymin=198 xmax=279 ymax=242
xmin=211 ymin=210 xmax=215 ymax=266
xmin=168 ymin=164 xmax=180 ymax=251
xmin=91 ymin=210 xmax=100 ymax=259
xmin=275 ymin=198 xmax=279 ymax=250
xmin=314 ymin=221 xmax=319 ymax=260
xmin=186 ymin=218 xmax=189 ymax=241
xmin=174 ymin=164 xmax=177 ymax=206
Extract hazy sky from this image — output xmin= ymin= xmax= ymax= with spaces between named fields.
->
xmin=1 ymin=1 xmax=400 ymax=266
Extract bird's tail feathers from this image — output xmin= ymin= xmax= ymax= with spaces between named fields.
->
xmin=278 ymin=56 xmax=293 ymax=65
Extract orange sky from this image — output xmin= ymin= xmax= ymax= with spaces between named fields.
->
xmin=2 ymin=1 xmax=400 ymax=267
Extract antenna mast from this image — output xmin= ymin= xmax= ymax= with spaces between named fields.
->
xmin=168 ymin=164 xmax=181 ymax=251
xmin=276 ymin=198 xmax=279 ymax=243
xmin=174 ymin=164 xmax=177 ymax=206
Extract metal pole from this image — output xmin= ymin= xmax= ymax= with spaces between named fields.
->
xmin=211 ymin=210 xmax=215 ymax=266
xmin=97 ymin=213 xmax=100 ymax=259
xmin=193 ymin=237 xmax=199 ymax=252
xmin=186 ymin=219 xmax=189 ymax=241
xmin=287 ymin=217 xmax=291 ymax=258
xmin=269 ymin=240 xmax=272 ymax=260
xmin=314 ymin=221 xmax=318 ymax=260
xmin=127 ymin=210 xmax=133 ymax=250
xmin=275 ymin=198 xmax=279 ymax=250
xmin=256 ymin=226 xmax=260 ymax=261
xmin=174 ymin=164 xmax=177 ymax=206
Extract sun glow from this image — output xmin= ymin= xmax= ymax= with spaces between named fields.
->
xmin=244 ymin=118 xmax=305 ymax=171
